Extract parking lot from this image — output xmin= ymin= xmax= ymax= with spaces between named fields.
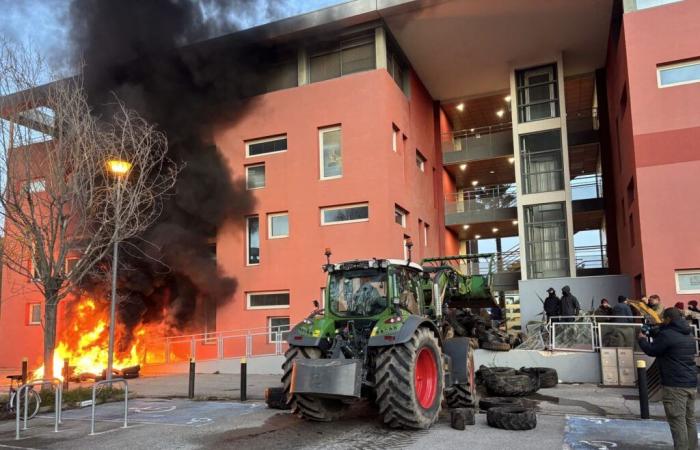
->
xmin=0 ymin=381 xmax=694 ymax=449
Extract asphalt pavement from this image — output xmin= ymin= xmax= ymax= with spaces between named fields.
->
xmin=0 ymin=382 xmax=694 ymax=449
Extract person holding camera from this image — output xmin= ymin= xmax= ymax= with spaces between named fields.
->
xmin=638 ymin=307 xmax=697 ymax=450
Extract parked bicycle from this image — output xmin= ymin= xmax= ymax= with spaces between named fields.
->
xmin=4 ymin=375 xmax=41 ymax=420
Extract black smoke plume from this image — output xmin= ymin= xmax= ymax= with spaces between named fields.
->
xmin=69 ymin=0 xmax=288 ymax=340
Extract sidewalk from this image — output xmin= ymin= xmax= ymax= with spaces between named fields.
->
xmin=124 ymin=372 xmax=281 ymax=400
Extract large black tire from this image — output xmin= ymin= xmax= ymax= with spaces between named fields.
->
xmin=484 ymin=374 xmax=538 ymax=397
xmin=475 ymin=366 xmax=516 ymax=385
xmin=480 ymin=340 xmax=511 ymax=351
xmin=445 ymin=384 xmax=474 ymax=409
xmin=478 ymin=397 xmax=523 ymax=411
xmin=519 ymin=367 xmax=558 ymax=389
xmin=375 ymin=327 xmax=445 ymax=429
xmin=486 ymin=406 xmax=537 ymax=430
xmin=282 ymin=346 xmax=348 ymax=421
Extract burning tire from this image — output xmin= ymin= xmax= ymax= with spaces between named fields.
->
xmin=375 ymin=327 xmax=444 ymax=429
xmin=281 ymin=346 xmax=348 ymax=421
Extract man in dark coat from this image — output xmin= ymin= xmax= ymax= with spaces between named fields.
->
xmin=560 ymin=286 xmax=580 ymax=319
xmin=638 ymin=308 xmax=697 ymax=450
xmin=612 ymin=295 xmax=634 ymax=323
xmin=594 ymin=298 xmax=613 ymax=321
xmin=543 ymin=287 xmax=560 ymax=322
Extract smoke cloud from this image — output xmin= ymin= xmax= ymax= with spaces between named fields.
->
xmin=69 ymin=0 xmax=288 ymax=338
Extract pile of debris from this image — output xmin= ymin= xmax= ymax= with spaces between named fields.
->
xmin=67 ymin=365 xmax=141 ymax=382
xmin=444 ymin=308 xmax=519 ymax=351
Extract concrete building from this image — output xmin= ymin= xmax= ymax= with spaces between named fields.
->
xmin=1 ymin=0 xmax=699 ymax=368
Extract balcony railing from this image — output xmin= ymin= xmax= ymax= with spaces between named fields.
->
xmin=445 ymin=183 xmax=518 ymax=214
xmin=567 ymin=108 xmax=599 ymax=146
xmin=571 ymin=174 xmax=603 ymax=200
xmin=441 ymin=123 xmax=513 ymax=155
xmin=575 ymin=244 xmax=608 ymax=269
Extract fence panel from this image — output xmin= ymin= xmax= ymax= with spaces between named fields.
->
xmin=222 ymin=335 xmax=247 ymax=359
xmin=551 ymin=321 xmax=595 ymax=352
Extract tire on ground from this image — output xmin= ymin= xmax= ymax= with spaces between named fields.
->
xmin=484 ymin=373 xmax=538 ymax=397
xmin=486 ymin=406 xmax=537 ymax=430
xmin=475 ymin=366 xmax=516 ymax=385
xmin=445 ymin=383 xmax=474 ymax=409
xmin=375 ymin=327 xmax=445 ymax=429
xmin=519 ymin=367 xmax=558 ymax=389
xmin=282 ymin=346 xmax=348 ymax=421
xmin=480 ymin=340 xmax=511 ymax=351
xmin=478 ymin=397 xmax=523 ymax=411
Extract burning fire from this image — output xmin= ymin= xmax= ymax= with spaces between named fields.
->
xmin=35 ymin=298 xmax=148 ymax=380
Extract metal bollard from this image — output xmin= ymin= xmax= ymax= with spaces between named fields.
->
xmin=637 ymin=360 xmax=650 ymax=419
xmin=240 ymin=357 xmax=247 ymax=402
xmin=188 ymin=358 xmax=195 ymax=399
xmin=21 ymin=358 xmax=28 ymax=385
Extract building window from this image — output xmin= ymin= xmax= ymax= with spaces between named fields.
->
xmin=392 ymin=125 xmax=399 ymax=152
xmin=321 ymin=203 xmax=369 ymax=225
xmin=320 ymin=126 xmax=342 ymax=179
xmin=268 ymin=317 xmax=291 ymax=342
xmin=403 ymin=235 xmax=411 ymax=260
xmin=520 ymin=130 xmax=564 ymax=194
xmin=394 ymin=205 xmax=407 ymax=227
xmin=245 ymin=164 xmax=265 ymax=190
xmin=65 ymin=257 xmax=79 ymax=273
xmin=635 ymin=0 xmax=682 ymax=11
xmin=247 ymin=291 xmax=290 ymax=309
xmin=627 ymin=177 xmax=635 ymax=205
xmin=658 ymin=59 xmax=700 ymax=88
xmin=387 ymin=49 xmax=407 ymax=92
xmin=268 ymin=212 xmax=289 ymax=239
xmin=246 ymin=135 xmax=287 ymax=157
xmin=24 ymin=178 xmax=46 ymax=194
xmin=28 ymin=303 xmax=41 ymax=325
xmin=524 ymin=202 xmax=569 ymax=279
xmin=424 ymin=223 xmax=429 ymax=247
xmin=416 ymin=150 xmax=426 ymax=172
xmin=309 ymin=34 xmax=375 ymax=83
xmin=246 ymin=216 xmax=260 ymax=265
xmin=676 ymin=269 xmax=700 ymax=294
xmin=516 ymin=63 xmax=559 ymax=123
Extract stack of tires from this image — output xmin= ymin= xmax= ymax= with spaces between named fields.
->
xmin=474 ymin=365 xmax=559 ymax=431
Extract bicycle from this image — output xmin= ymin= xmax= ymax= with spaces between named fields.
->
xmin=5 ymin=375 xmax=41 ymax=420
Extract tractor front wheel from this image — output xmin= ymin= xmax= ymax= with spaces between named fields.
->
xmin=375 ymin=327 xmax=444 ymax=429
xmin=281 ymin=346 xmax=348 ymax=421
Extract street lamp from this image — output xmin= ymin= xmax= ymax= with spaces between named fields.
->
xmin=105 ymin=159 xmax=132 ymax=381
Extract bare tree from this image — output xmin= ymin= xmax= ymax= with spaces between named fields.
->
xmin=0 ymin=37 xmax=178 ymax=378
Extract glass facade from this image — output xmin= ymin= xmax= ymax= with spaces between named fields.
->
xmin=520 ymin=130 xmax=564 ymax=194
xmin=516 ymin=64 xmax=559 ymax=123
xmin=524 ymin=202 xmax=570 ymax=279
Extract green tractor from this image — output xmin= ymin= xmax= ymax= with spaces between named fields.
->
xmin=283 ymin=247 xmax=497 ymax=429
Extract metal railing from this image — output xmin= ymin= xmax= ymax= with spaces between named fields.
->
xmin=441 ymin=122 xmax=513 ymax=153
xmin=90 ymin=378 xmax=128 ymax=435
xmin=142 ymin=326 xmax=291 ymax=366
xmin=15 ymin=378 xmax=62 ymax=440
xmin=566 ymin=107 xmax=600 ymax=134
xmin=575 ymin=244 xmax=608 ymax=269
xmin=445 ymin=183 xmax=518 ymax=214
xmin=571 ymin=174 xmax=603 ymax=200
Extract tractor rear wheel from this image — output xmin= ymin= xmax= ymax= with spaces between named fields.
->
xmin=282 ymin=346 xmax=348 ymax=421
xmin=375 ymin=327 xmax=444 ymax=429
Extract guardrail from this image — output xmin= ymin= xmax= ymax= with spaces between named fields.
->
xmin=15 ymin=378 xmax=62 ymax=440
xmin=445 ymin=184 xmax=518 ymax=214
xmin=571 ymin=175 xmax=603 ymax=200
xmin=441 ymin=122 xmax=513 ymax=154
xmin=90 ymin=378 xmax=128 ymax=435
xmin=142 ymin=326 xmax=291 ymax=366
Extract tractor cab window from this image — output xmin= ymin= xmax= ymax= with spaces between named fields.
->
xmin=391 ymin=266 xmax=422 ymax=315
xmin=329 ymin=268 xmax=388 ymax=317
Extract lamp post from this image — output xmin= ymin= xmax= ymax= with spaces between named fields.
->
xmin=105 ymin=159 xmax=132 ymax=381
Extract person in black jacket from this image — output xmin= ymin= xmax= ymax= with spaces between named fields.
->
xmin=560 ymin=286 xmax=580 ymax=319
xmin=638 ymin=308 xmax=697 ymax=450
xmin=612 ymin=295 xmax=634 ymax=323
xmin=543 ymin=287 xmax=560 ymax=322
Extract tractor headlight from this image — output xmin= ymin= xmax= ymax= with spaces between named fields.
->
xmin=384 ymin=315 xmax=403 ymax=324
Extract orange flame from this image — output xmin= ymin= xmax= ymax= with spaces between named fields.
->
xmin=34 ymin=297 xmax=150 ymax=380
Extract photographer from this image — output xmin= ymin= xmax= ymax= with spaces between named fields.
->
xmin=638 ymin=308 xmax=697 ymax=450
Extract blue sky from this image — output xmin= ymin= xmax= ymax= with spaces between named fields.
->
xmin=0 ymin=0 xmax=346 ymax=73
